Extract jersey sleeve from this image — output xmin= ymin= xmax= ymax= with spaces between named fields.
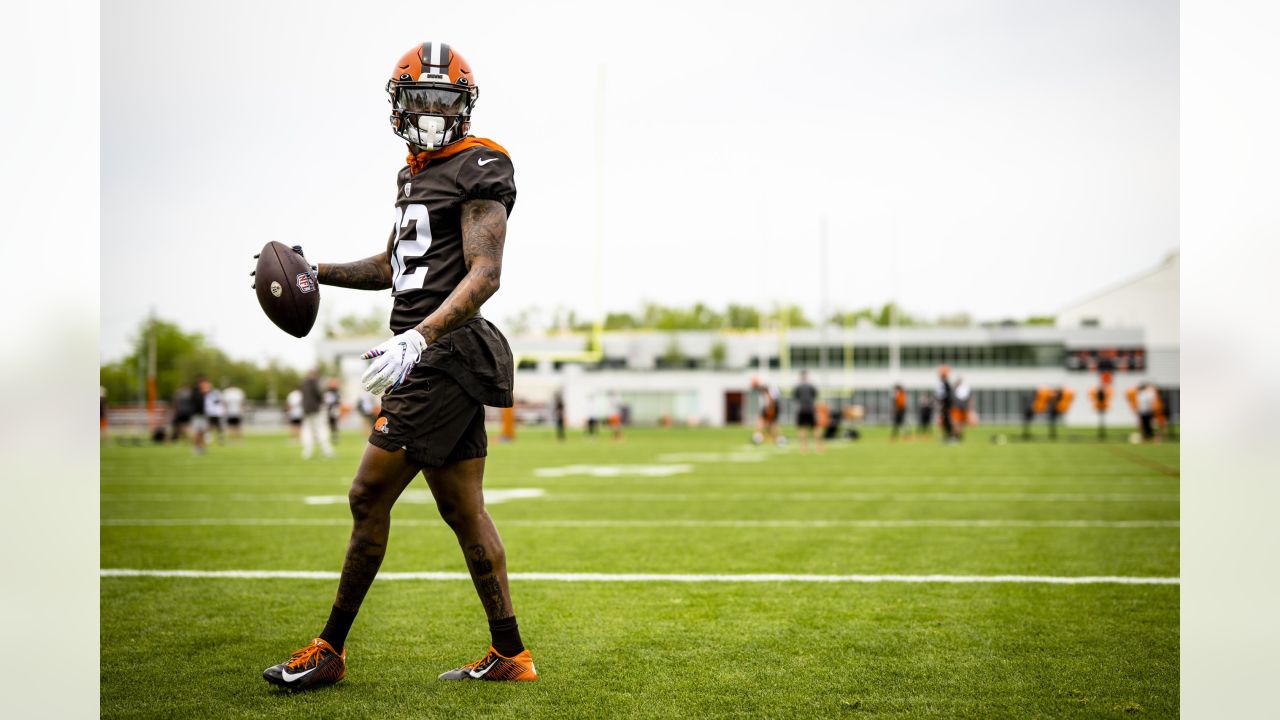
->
xmin=454 ymin=149 xmax=517 ymax=215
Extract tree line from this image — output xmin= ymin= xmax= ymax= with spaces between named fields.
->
xmin=326 ymin=303 xmax=1054 ymax=337
xmin=100 ymin=317 xmax=305 ymax=406
xmin=513 ymin=302 xmax=1052 ymax=333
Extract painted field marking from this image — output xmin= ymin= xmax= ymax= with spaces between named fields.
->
xmin=102 ymin=489 xmax=547 ymax=505
xmin=101 ymin=518 xmax=1179 ymax=529
xmin=534 ymin=464 xmax=693 ymax=478
xmin=304 ymin=488 xmax=544 ymax=506
xmin=100 ymin=468 xmax=1177 ymax=485
xmin=508 ymin=518 xmax=1179 ymax=529
xmin=100 ymin=490 xmax=1176 ymax=504
xmin=546 ymin=492 xmax=1179 ymax=503
xmin=655 ymin=452 xmax=768 ymax=463
xmin=99 ymin=568 xmax=1179 ymax=585
xmin=102 ymin=493 xmax=306 ymax=503
xmin=1107 ymin=446 xmax=1181 ymax=477
xmin=520 ymin=475 xmax=1178 ymax=487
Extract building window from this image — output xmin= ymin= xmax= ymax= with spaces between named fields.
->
xmin=789 ymin=347 xmax=822 ymax=368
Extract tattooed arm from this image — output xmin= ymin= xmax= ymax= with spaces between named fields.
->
xmin=412 ymin=199 xmax=506 ymax=343
xmin=316 ymin=252 xmax=393 ymax=291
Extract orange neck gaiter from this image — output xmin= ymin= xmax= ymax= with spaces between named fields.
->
xmin=406 ymin=136 xmax=509 ymax=174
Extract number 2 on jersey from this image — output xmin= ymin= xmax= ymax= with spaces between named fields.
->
xmin=391 ymin=203 xmax=432 ymax=294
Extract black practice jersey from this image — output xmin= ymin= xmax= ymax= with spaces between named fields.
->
xmin=387 ymin=143 xmax=516 ymax=333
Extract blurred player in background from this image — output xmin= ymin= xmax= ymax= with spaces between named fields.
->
xmin=324 ymin=377 xmax=343 ymax=445
xmin=553 ymin=391 xmax=566 ymax=442
xmin=285 ymin=387 xmax=304 ymax=440
xmin=170 ymin=385 xmax=192 ymax=443
xmin=356 ymin=391 xmax=378 ymax=432
xmin=222 ymin=381 xmax=246 ymax=441
xmin=752 ymin=378 xmax=781 ymax=445
xmin=299 ymin=369 xmax=334 ymax=460
xmin=1154 ymin=387 xmax=1170 ymax=439
xmin=890 ymin=384 xmax=908 ymax=441
xmin=951 ymin=377 xmax=971 ymax=442
xmin=100 ymin=386 xmax=109 ymax=444
xmin=608 ymin=390 xmax=625 ymax=441
xmin=793 ymin=371 xmax=821 ymax=452
xmin=842 ymin=403 xmax=864 ymax=440
xmin=261 ymin=41 xmax=534 ymax=691
xmin=190 ymin=375 xmax=209 ymax=455
xmin=822 ymin=400 xmax=842 ymax=441
xmin=205 ymin=382 xmax=225 ymax=445
xmin=1048 ymin=387 xmax=1064 ymax=440
xmin=917 ymin=390 xmax=934 ymax=437
xmin=936 ymin=366 xmax=955 ymax=443
xmin=1137 ymin=383 xmax=1158 ymax=442
xmin=586 ymin=392 xmax=602 ymax=435
xmin=1025 ymin=387 xmax=1050 ymax=440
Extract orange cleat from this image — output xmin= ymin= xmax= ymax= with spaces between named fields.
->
xmin=262 ymin=637 xmax=346 ymax=691
xmin=437 ymin=646 xmax=538 ymax=681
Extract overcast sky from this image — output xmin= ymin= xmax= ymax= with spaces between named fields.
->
xmin=102 ymin=0 xmax=1177 ymax=368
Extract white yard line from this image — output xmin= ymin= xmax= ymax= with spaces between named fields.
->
xmin=519 ymin=475 xmax=1178 ymax=486
xmin=101 ymin=518 xmax=1179 ymax=529
xmin=302 ymin=488 xmax=545 ymax=505
xmin=507 ymin=518 xmax=1180 ymax=528
xmin=546 ymin=492 xmax=1179 ymax=502
xmin=101 ymin=491 xmax=1177 ymax=503
xmin=534 ymin=464 xmax=694 ymax=477
xmin=99 ymin=568 xmax=1179 ymax=585
xmin=101 ymin=488 xmax=546 ymax=504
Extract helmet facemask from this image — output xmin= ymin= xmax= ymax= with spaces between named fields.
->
xmin=387 ymin=78 xmax=478 ymax=151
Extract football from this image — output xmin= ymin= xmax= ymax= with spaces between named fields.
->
xmin=254 ymin=241 xmax=320 ymax=338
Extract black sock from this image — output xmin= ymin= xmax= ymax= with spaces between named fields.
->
xmin=319 ymin=605 xmax=358 ymax=652
xmin=489 ymin=616 xmax=524 ymax=657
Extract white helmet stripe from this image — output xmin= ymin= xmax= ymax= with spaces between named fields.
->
xmin=429 ymin=41 xmax=442 ymax=68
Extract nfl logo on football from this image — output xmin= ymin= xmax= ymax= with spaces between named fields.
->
xmin=295 ymin=272 xmax=317 ymax=294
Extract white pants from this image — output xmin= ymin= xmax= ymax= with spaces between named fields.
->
xmin=301 ymin=411 xmax=334 ymax=459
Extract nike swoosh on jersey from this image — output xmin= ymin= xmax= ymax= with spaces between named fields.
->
xmin=468 ymin=658 xmax=500 ymax=678
xmin=280 ymin=666 xmax=319 ymax=682
xmin=477 ymin=157 xmax=499 ymax=166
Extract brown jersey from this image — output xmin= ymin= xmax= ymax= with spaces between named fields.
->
xmin=387 ymin=141 xmax=516 ymax=333
xmin=383 ymin=138 xmax=517 ymax=409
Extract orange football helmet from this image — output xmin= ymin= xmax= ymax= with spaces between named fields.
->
xmin=386 ymin=42 xmax=479 ymax=150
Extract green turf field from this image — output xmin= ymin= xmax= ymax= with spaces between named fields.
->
xmin=101 ymin=426 xmax=1179 ymax=718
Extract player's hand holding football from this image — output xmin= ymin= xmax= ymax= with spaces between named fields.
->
xmin=360 ymin=329 xmax=428 ymax=395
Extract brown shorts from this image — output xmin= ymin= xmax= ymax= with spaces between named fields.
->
xmin=367 ymin=366 xmax=487 ymax=469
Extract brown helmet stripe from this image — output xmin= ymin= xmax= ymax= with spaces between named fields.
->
xmin=439 ymin=42 xmax=453 ymax=74
xmin=418 ymin=41 xmax=453 ymax=76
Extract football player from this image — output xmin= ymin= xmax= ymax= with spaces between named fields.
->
xmin=751 ymin=378 xmax=782 ymax=446
xmin=793 ymin=370 xmax=820 ymax=452
xmin=889 ymin=384 xmax=907 ymax=441
xmin=260 ymin=42 xmax=535 ymax=691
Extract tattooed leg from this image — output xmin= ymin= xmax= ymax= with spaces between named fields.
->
xmin=427 ymin=456 xmax=514 ymax=620
xmin=333 ymin=444 xmax=421 ymax=612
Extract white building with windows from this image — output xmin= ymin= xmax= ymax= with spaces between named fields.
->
xmin=319 ymin=252 xmax=1179 ymax=429
xmin=1056 ymin=250 xmax=1179 ymax=384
